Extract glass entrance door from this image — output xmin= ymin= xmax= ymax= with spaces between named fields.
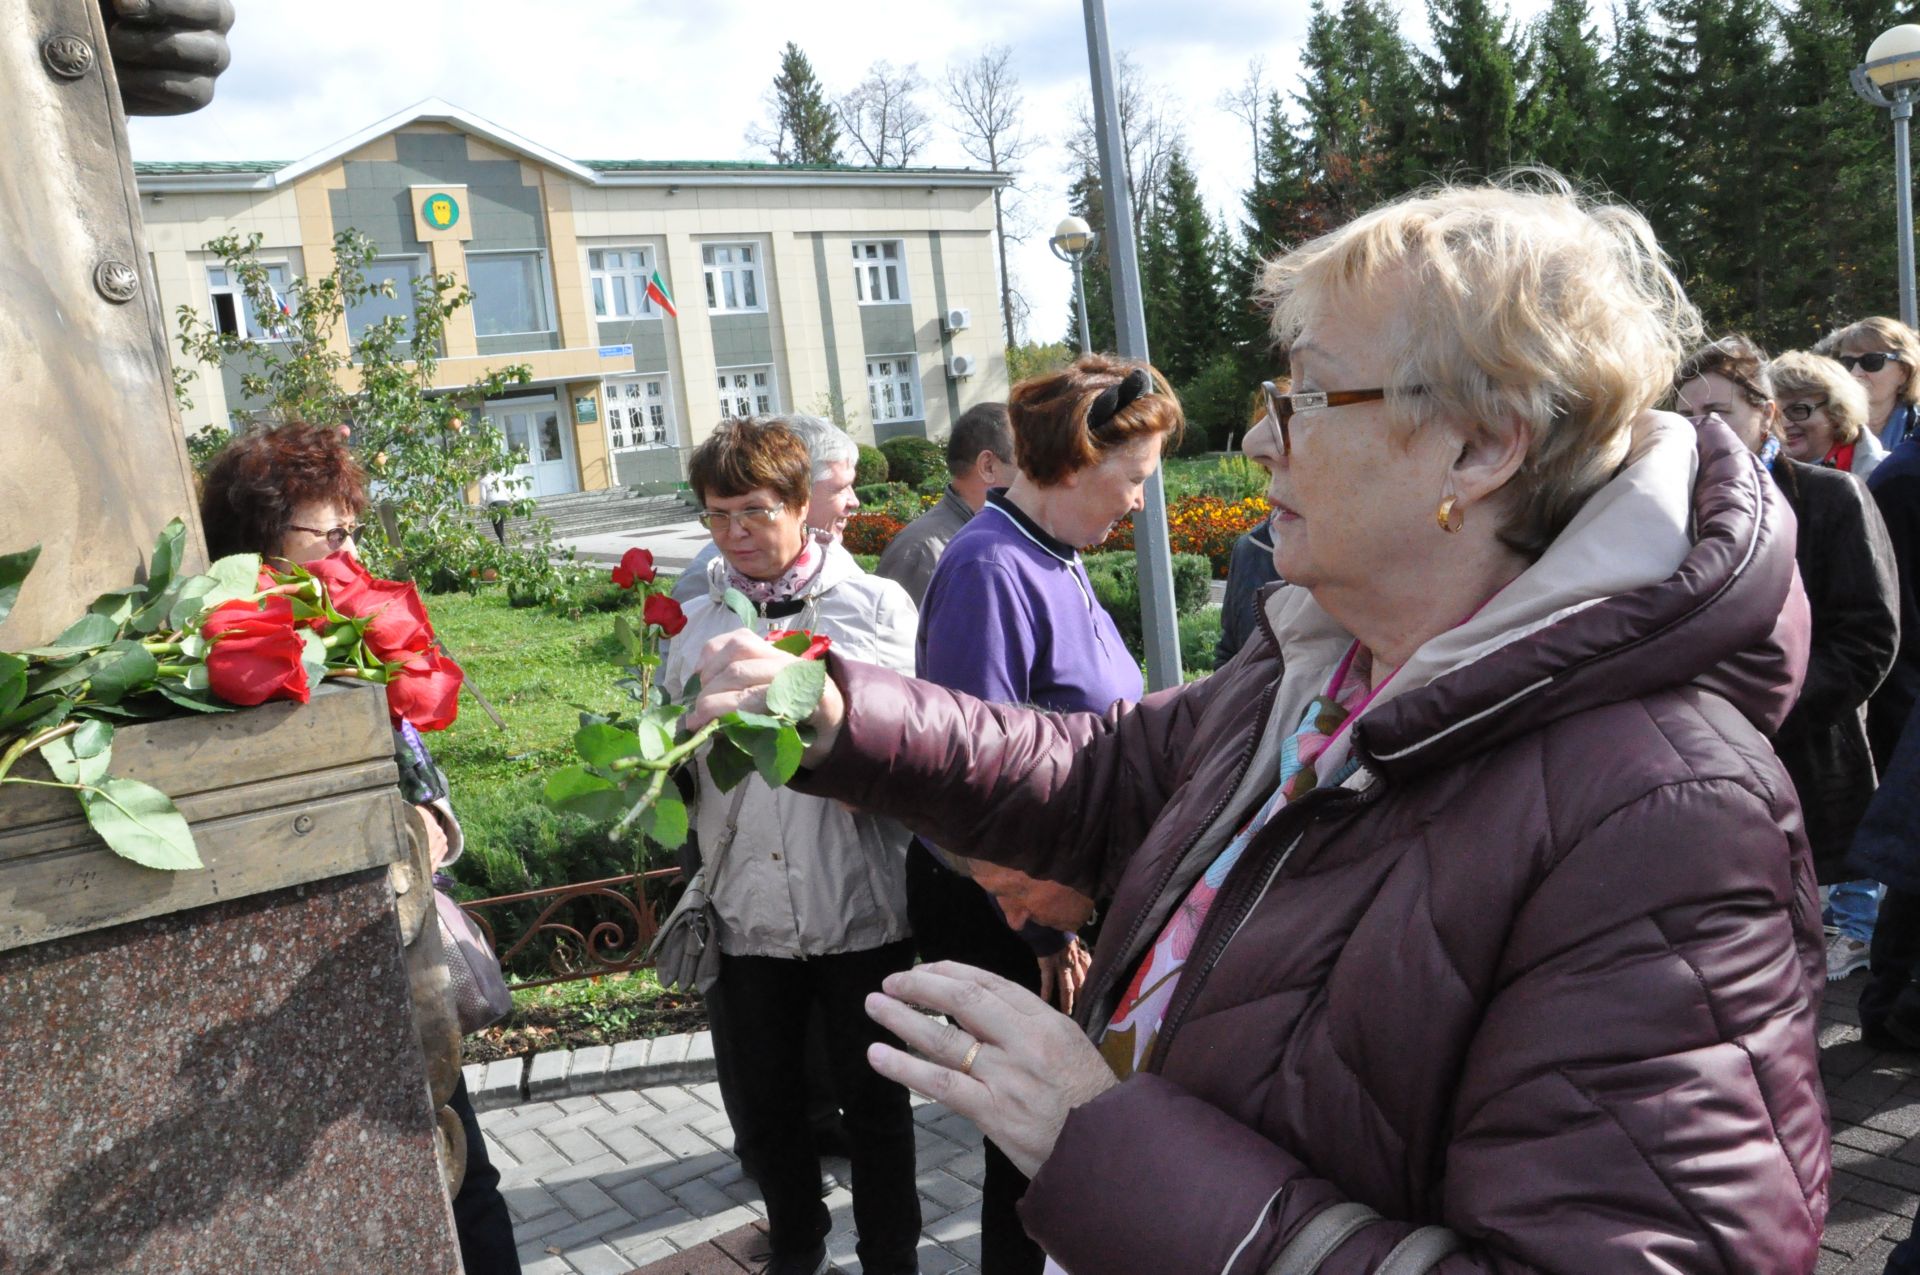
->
xmin=492 ymin=399 xmax=577 ymax=498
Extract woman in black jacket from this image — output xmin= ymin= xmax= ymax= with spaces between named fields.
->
xmin=1676 ymin=339 xmax=1900 ymax=976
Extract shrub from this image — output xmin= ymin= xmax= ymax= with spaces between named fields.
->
xmin=880 ymin=436 xmax=945 ymax=489
xmin=1083 ymin=552 xmax=1211 ymax=661
xmin=1176 ymin=354 xmax=1262 ymax=455
xmin=1180 ymin=607 xmax=1223 ymax=677
xmin=842 ymin=511 xmax=907 ymax=556
xmin=855 ymin=444 xmax=890 ymax=486
xmin=855 ymin=481 xmax=909 ymax=505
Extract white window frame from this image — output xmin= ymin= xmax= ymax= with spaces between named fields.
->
xmin=207 ymin=261 xmax=293 ymax=341
xmin=716 ymin=364 xmax=780 ymax=420
xmin=587 ymin=245 xmax=659 ymax=321
xmin=465 ymin=248 xmax=557 ymax=339
xmin=865 ymin=354 xmax=922 ymax=425
xmin=702 ymin=241 xmax=766 ymax=314
xmin=603 ymin=373 xmax=679 ymax=451
xmin=852 ymin=240 xmax=909 ymax=305
xmin=345 ymin=254 xmax=427 ymax=344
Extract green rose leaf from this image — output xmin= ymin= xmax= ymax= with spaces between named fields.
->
xmin=575 ymin=723 xmax=641 ymax=767
xmin=614 ymin=614 xmax=643 ymax=663
xmin=748 ymin=722 xmax=805 ymax=788
xmin=167 ymin=576 xmax=220 ymax=630
xmin=145 ymin=518 xmax=187 ymax=603
xmin=722 ymin=587 xmax=756 ymax=629
xmin=179 ymin=634 xmax=208 ymax=660
xmin=0 ymin=694 xmax=68 ymax=734
xmin=154 ymin=682 xmax=232 ymax=714
xmin=0 ymin=544 xmax=42 ymax=627
xmin=44 ymin=732 xmax=111 ymax=787
xmin=770 ymin=631 xmax=814 ymax=657
xmin=32 ymin=640 xmax=156 ymax=702
xmin=81 ymin=776 xmax=202 ymax=871
xmin=544 ymin=765 xmax=625 ymax=820
xmin=72 ymin=718 xmax=113 ymax=760
xmin=705 ymin=733 xmax=754 ymax=793
xmin=206 ymin=553 xmax=263 ymax=602
xmin=87 ymin=585 xmax=143 ymax=626
xmin=0 ymin=654 xmax=26 ymax=718
xmin=636 ymin=717 xmax=674 ymax=761
xmin=646 ymin=793 xmax=689 ymax=850
xmin=299 ymin=630 xmax=327 ymax=696
xmin=765 ymin=658 xmax=827 ymax=723
xmin=183 ymin=663 xmax=209 ymax=693
xmin=27 ymin=612 xmax=120 ymax=657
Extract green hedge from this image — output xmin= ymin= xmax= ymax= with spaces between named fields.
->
xmin=880 ymin=436 xmax=945 ymax=488
xmin=1083 ymin=551 xmax=1212 ymax=661
xmin=855 ymin=444 xmax=890 ymax=486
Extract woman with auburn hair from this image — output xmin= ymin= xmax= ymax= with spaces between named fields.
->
xmin=1816 ymin=314 xmax=1920 ymax=448
xmin=659 ymin=416 xmax=921 ymax=1275
xmin=685 ymin=176 xmax=1827 ymax=1272
xmin=1769 ymin=349 xmax=1886 ymax=479
xmin=1675 ymin=338 xmax=1899 ymax=985
xmin=197 ymin=421 xmax=519 ymax=1275
xmin=909 ymin=352 xmax=1180 ymax=1273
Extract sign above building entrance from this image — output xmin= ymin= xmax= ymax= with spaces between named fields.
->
xmin=409 ymin=185 xmax=472 ymax=242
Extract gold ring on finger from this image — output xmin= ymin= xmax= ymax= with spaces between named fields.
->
xmin=958 ymin=1040 xmax=983 ymax=1076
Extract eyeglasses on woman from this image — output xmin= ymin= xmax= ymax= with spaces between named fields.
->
xmin=1260 ymin=380 xmax=1425 ymax=457
xmin=698 ymin=506 xmax=785 ymax=530
xmin=286 ymin=521 xmax=359 ymax=551
xmin=1839 ymin=351 xmax=1904 ymax=374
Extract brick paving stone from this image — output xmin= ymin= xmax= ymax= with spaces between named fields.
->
xmin=598 ymin=1123 xmax=677 ymax=1171
xmin=1851 ymin=1178 xmax=1920 ymax=1219
xmin=502 ymin=1182 xmax=566 ymax=1224
xmin=1839 ymin=1125 xmax=1911 ymax=1157
xmin=1822 ymin=1198 xmax=1903 ymax=1256
xmin=608 ymin=1234 xmax=678 ymax=1267
xmin=597 ymin=1087 xmax=652 ymax=1114
xmin=607 ymin=1170 xmax=678 ymax=1220
xmin=568 ymin=1045 xmax=614 ymax=1096
xmin=550 ymin=1176 xmax=621 ymax=1222
xmin=528 ymin=1050 xmax=572 ymax=1099
xmin=1840 ymin=1238 xmax=1900 ymax=1274
xmin=1870 ymin=1099 xmax=1920 ymax=1139
xmin=518 ymin=1250 xmax=572 ymax=1275
xmin=560 ymin=1240 xmax=635 ymax=1275
xmin=670 ymin=1176 xmax=739 ymax=1219
xmin=548 ymin=1127 xmax=612 ymax=1164
xmin=665 ymin=1204 xmax=764 ymax=1249
xmin=648 ymin=1148 xmax=738 ymax=1190
xmin=916 ymin=1168 xmax=981 ymax=1214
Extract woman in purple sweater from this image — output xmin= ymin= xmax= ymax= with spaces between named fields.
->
xmin=911 ymin=355 xmax=1184 ymax=1273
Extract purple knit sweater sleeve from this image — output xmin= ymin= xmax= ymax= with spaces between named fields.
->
xmin=917 ymin=555 xmax=1036 ymax=704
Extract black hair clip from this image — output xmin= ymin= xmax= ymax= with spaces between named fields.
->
xmin=1087 ymin=367 xmax=1153 ymax=432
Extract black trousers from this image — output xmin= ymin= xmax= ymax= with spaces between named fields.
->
xmin=717 ymin=940 xmax=921 ymax=1273
xmin=905 ymin=841 xmax=1047 ymax=1275
xmin=1862 ymin=886 xmax=1920 ymax=1042
xmin=449 ymin=1074 xmax=521 ymax=1274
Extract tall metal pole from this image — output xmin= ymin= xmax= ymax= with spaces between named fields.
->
xmin=1897 ymin=92 xmax=1917 ymax=329
xmin=1082 ymin=0 xmax=1182 ymax=690
xmin=1072 ymin=258 xmax=1093 ymax=356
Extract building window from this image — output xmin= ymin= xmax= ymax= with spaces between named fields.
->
xmin=604 ymin=374 xmax=677 ymax=450
xmin=852 ymin=241 xmax=908 ymax=304
xmin=866 ymin=356 xmax=920 ymax=424
xmin=702 ymin=242 xmax=764 ymax=313
xmin=345 ymin=256 xmax=424 ymax=345
xmin=208 ymin=263 xmax=292 ymax=340
xmin=589 ymin=246 xmax=657 ymax=320
xmin=717 ymin=366 xmax=778 ymax=419
xmin=468 ymin=250 xmax=553 ymax=337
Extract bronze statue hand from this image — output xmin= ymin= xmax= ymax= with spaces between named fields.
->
xmin=101 ymin=0 xmax=236 ymax=116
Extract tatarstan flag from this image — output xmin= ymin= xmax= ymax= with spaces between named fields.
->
xmin=645 ymin=271 xmax=678 ymax=318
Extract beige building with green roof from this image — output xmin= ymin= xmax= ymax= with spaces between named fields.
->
xmin=136 ymin=99 xmax=1010 ymax=497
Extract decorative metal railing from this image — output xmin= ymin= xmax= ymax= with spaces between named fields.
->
xmin=457 ymin=867 xmax=683 ymax=991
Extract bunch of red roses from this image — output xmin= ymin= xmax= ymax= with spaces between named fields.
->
xmin=0 ymin=519 xmax=466 ymax=873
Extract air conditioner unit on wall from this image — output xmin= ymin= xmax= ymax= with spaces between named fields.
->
xmin=948 ymin=353 xmax=977 ymax=379
xmin=943 ymin=306 xmax=971 ymax=333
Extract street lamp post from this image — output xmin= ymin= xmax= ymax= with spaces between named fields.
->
xmin=1049 ymin=215 xmax=1096 ymax=355
xmin=1852 ymin=23 xmax=1920 ymax=328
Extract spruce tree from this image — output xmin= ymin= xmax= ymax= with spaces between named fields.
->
xmin=1063 ymin=167 xmax=1118 ymax=354
xmin=1143 ymin=149 xmax=1228 ymax=388
xmin=1422 ymin=0 xmax=1522 ymax=177
xmin=1513 ymin=0 xmax=1610 ymax=177
xmin=768 ymin=42 xmax=841 ymax=166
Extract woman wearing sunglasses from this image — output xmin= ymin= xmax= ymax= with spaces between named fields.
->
xmin=1767 ymin=350 xmax=1886 ymax=479
xmin=683 ymin=178 xmax=1827 ymax=1272
xmin=1816 ymin=315 xmax=1920 ymax=448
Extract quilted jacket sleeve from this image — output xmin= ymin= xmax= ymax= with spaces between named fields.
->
xmin=1789 ymin=474 xmax=1899 ymax=726
xmin=1017 ymin=771 xmax=1826 ymax=1275
xmin=793 ymin=652 xmax=1226 ymax=900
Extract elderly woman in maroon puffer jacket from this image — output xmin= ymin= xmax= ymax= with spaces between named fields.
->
xmin=687 ymin=177 xmax=1828 ymax=1274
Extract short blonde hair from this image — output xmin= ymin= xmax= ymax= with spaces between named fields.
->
xmin=1769 ymin=350 xmax=1872 ymax=445
xmin=1813 ymin=316 xmax=1920 ymax=409
xmin=1257 ymin=172 xmax=1701 ymax=559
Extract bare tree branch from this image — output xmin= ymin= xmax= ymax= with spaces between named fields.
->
xmin=837 ymin=61 xmax=933 ymax=167
xmin=1068 ymin=52 xmax=1184 ymax=238
xmin=943 ymin=45 xmax=1039 ymax=347
xmin=1217 ymin=57 xmax=1268 ymax=175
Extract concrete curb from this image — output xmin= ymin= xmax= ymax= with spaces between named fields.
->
xmin=463 ymin=1029 xmax=719 ymax=1111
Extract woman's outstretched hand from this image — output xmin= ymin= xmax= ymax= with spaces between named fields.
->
xmin=686 ymin=629 xmax=847 ymax=765
xmin=865 ymin=961 xmax=1118 ymax=1178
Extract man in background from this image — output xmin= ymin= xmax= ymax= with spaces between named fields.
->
xmin=875 ymin=403 xmax=1015 ymax=606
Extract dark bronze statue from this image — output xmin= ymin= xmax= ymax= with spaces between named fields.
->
xmin=101 ymin=0 xmax=237 ymax=115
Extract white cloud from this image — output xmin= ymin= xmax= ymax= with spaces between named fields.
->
xmin=129 ymin=0 xmax=1549 ymax=358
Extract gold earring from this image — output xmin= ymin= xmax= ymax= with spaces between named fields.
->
xmin=1436 ymin=495 xmax=1464 ymax=533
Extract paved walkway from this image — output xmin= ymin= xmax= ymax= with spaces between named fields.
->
xmin=477 ymin=970 xmax=1920 ymax=1275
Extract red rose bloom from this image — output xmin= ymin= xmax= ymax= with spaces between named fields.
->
xmin=765 ymin=629 xmax=833 ymax=661
xmin=611 ymin=547 xmax=656 ymax=589
xmin=200 ymin=596 xmax=310 ymax=706
xmin=386 ymin=646 xmax=464 ymax=732
xmin=306 ymin=551 xmax=434 ymax=660
xmin=642 ymin=592 xmax=686 ymax=637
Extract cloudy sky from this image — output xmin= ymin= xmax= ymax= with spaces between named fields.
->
xmin=127 ymin=0 xmax=1543 ymax=345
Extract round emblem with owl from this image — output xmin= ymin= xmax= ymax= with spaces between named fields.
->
xmin=422 ymin=193 xmax=461 ymax=231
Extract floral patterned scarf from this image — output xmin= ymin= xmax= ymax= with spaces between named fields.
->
xmin=723 ymin=530 xmax=830 ymax=605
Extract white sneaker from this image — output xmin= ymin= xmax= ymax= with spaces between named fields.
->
xmin=1827 ymin=933 xmax=1871 ymax=981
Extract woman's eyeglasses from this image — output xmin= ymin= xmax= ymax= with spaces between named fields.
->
xmin=697 ymin=506 xmax=785 ymax=530
xmin=287 ymin=522 xmax=358 ymax=551
xmin=1260 ymin=380 xmax=1424 ymax=457
xmin=1839 ymin=351 xmax=1904 ymax=374
xmin=1782 ymin=400 xmax=1830 ymax=423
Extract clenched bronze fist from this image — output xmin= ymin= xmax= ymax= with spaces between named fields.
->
xmin=100 ymin=0 xmax=235 ymax=116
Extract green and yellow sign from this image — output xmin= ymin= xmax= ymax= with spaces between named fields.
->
xmin=422 ymin=192 xmax=460 ymax=230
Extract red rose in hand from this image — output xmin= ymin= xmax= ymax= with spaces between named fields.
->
xmin=765 ymin=629 xmax=832 ymax=661
xmin=642 ymin=592 xmax=686 ymax=637
xmin=201 ymin=596 xmax=310 ymax=706
xmin=386 ymin=646 xmax=464 ymax=732
xmin=611 ymin=547 xmax=656 ymax=589
xmin=306 ymin=551 xmax=434 ymax=659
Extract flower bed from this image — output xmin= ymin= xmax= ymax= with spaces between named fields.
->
xmin=842 ymin=512 xmax=908 ymax=557
xmin=1096 ymin=494 xmax=1272 ymax=578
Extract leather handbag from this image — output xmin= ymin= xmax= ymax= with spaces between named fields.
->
xmin=433 ymin=877 xmax=514 ymax=1035
xmin=1266 ymin=1199 xmax=1460 ymax=1274
xmin=647 ymin=784 xmax=750 ymax=995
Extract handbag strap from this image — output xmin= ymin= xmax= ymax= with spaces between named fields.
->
xmin=700 ymin=781 xmax=753 ymax=899
xmin=1378 ymin=1226 xmax=1461 ymax=1273
xmin=1265 ymin=1201 xmax=1381 ymax=1275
